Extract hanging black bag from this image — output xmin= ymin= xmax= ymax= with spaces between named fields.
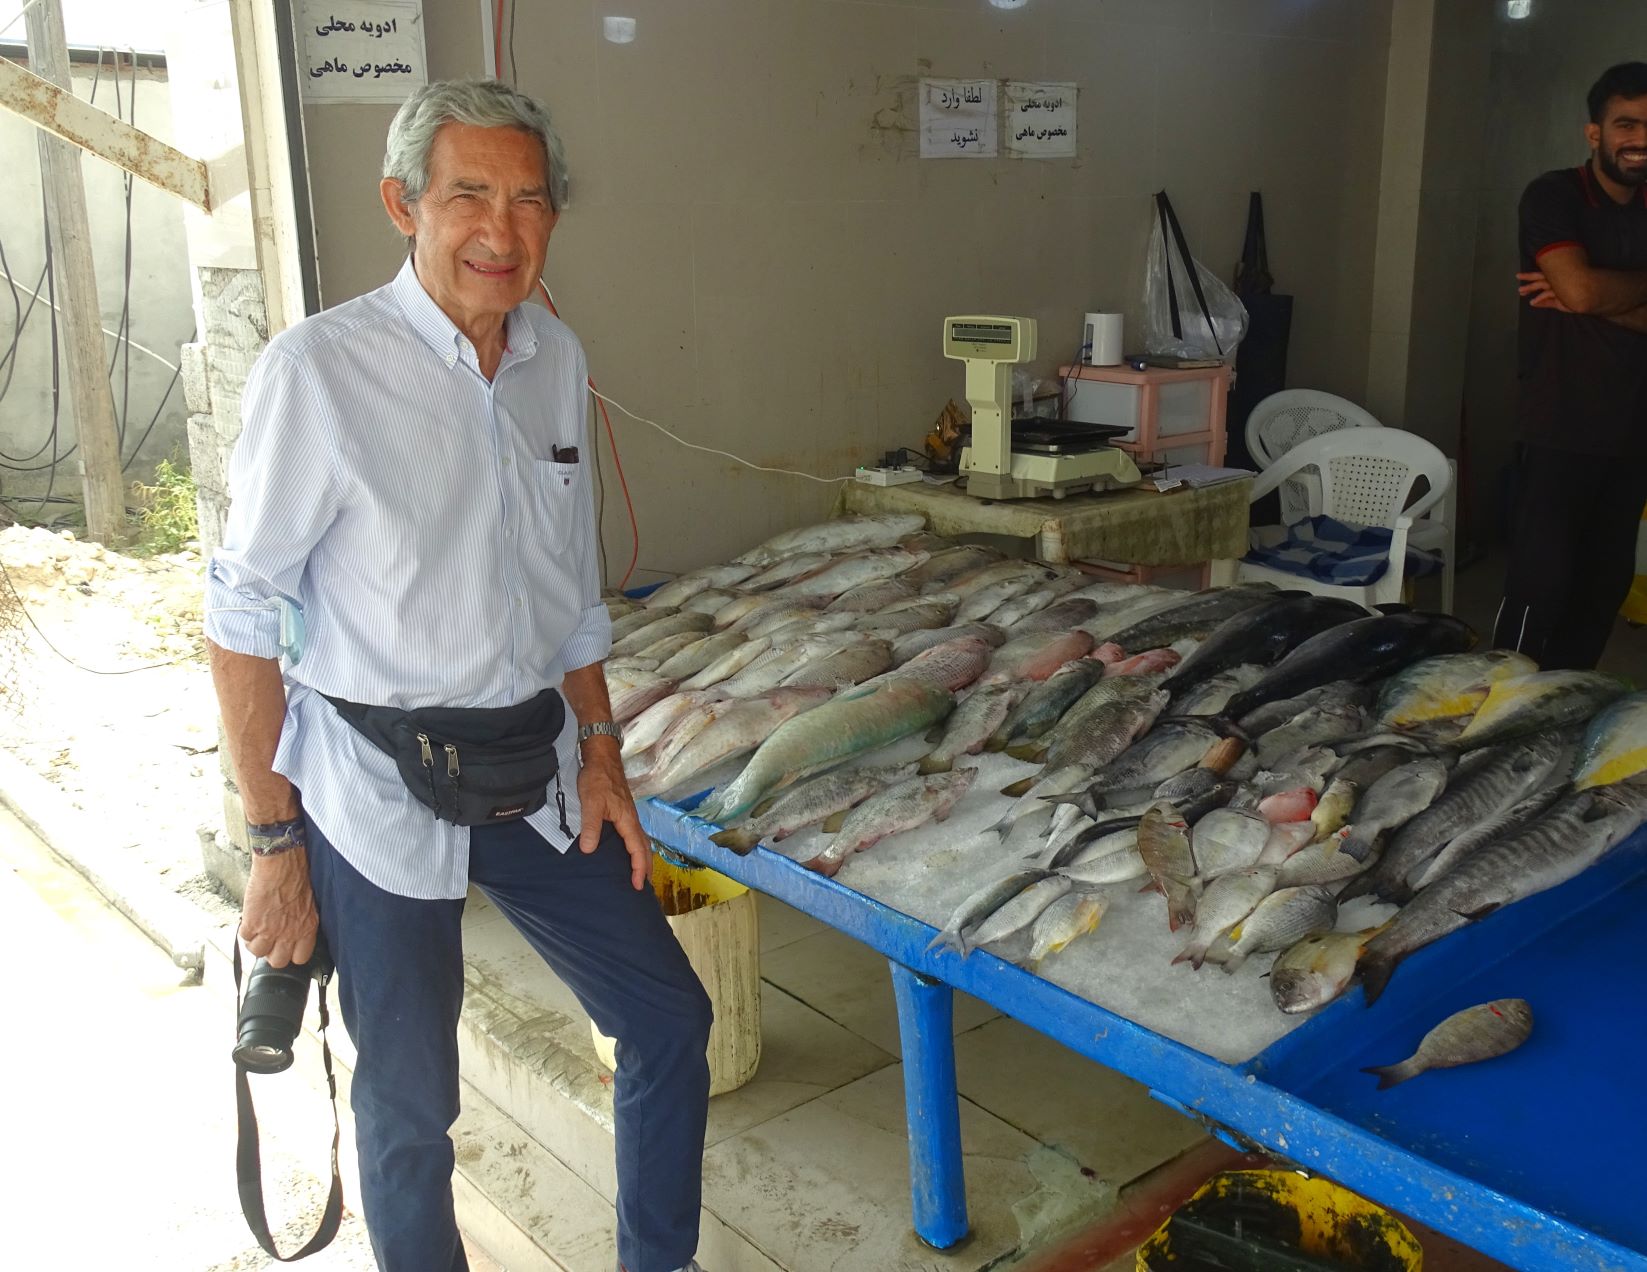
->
xmin=1228 ymin=192 xmax=1294 ymax=522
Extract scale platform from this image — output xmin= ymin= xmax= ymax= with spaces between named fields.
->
xmin=960 ymin=418 xmax=1140 ymax=500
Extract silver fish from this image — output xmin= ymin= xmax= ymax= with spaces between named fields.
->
xmin=714 ymin=635 xmax=855 ymax=697
xmin=946 ymin=560 xmax=1063 ymax=600
xmin=1275 ymin=834 xmax=1380 ymax=887
xmin=644 ymin=565 xmax=753 ymax=610
xmin=1354 ymin=733 xmax=1569 ymax=902
xmin=621 ymin=689 xmax=716 ymax=760
xmin=1174 ymin=664 xmax=1266 ymax=717
xmin=867 ymin=634 xmax=994 ymax=694
xmin=1084 ymin=717 xmax=1233 ymax=796
xmin=740 ymin=551 xmax=838 ymax=592
xmin=1174 ymin=867 xmax=1277 ymax=969
xmin=991 ymin=660 xmax=1108 ymax=750
xmin=920 ymin=682 xmax=1024 ymax=774
xmin=1221 ymin=884 xmax=1337 ymax=973
xmin=929 ymin=868 xmax=1053 ymax=956
xmin=779 ymin=639 xmax=895 ymax=691
xmin=630 ymin=687 xmax=832 ymax=799
xmin=708 ymin=763 xmax=915 ymax=853
xmin=1057 ymin=840 xmax=1147 ymax=886
xmin=1269 ymin=929 xmax=1380 ymax=1014
xmin=859 ymin=599 xmax=958 ymax=638
xmin=826 ymin=578 xmax=919 ymax=614
xmin=804 ymin=768 xmax=977 ymax=877
xmin=635 ymin=630 xmax=710 ymax=665
xmin=697 ymin=676 xmax=957 ymax=823
xmin=1410 ymin=784 xmax=1566 ymax=892
xmin=1191 ymin=808 xmax=1271 ymax=880
xmin=984 ymin=587 xmax=1059 ymax=630
xmin=981 ymin=630 xmax=1096 ymax=686
xmin=1240 ymin=680 xmax=1371 ymax=739
xmin=609 ymin=610 xmax=713 ymax=659
xmin=903 ymin=544 xmax=1004 ymax=589
xmin=1362 ymin=1000 xmax=1534 ymax=1089
xmin=681 ymin=588 xmax=739 ymax=618
xmin=1337 ymin=757 xmax=1449 ymax=863
xmin=1039 ymin=687 xmax=1174 ymax=777
xmin=956 ymin=577 xmax=1040 ymax=625
xmin=891 ymin=622 xmax=1007 ymax=666
xmin=655 ymin=631 xmax=748 ymax=681
xmin=1253 ymin=697 xmax=1372 ymax=768
xmin=1006 ymin=597 xmax=1103 ymax=638
xmin=1025 ymin=890 xmax=1109 ymax=966
xmin=773 ymin=546 xmax=930 ymax=601
xmin=609 ymin=674 xmax=679 ymax=726
xmin=1359 ymin=782 xmax=1647 ymax=1004
xmin=680 ymin=635 xmax=773 ymax=691
xmin=611 ymin=605 xmax=678 ymax=644
xmin=735 ymin=513 xmax=927 ymax=567
xmin=971 ymin=875 xmax=1076 ymax=951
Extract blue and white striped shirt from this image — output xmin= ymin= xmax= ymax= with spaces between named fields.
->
xmin=205 ymin=259 xmax=611 ymax=899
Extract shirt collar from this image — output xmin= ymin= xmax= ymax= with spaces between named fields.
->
xmin=390 ymin=256 xmax=540 ymax=370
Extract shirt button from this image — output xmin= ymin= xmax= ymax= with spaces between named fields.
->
xmin=502 ymin=456 xmax=513 ymax=467
xmin=515 ymin=598 xmax=524 ymax=609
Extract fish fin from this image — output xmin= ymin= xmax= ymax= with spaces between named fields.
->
xmin=1451 ymin=900 xmax=1503 ymax=922
xmin=709 ymin=827 xmax=760 ymax=853
xmin=1005 ymin=742 xmax=1048 ymax=763
xmin=917 ymin=753 xmax=953 ymax=775
xmin=1336 ymin=874 xmax=1377 ymax=903
xmin=1337 ymin=831 xmax=1376 ymax=863
xmin=984 ymin=737 xmax=1009 ymax=753
xmin=1171 ymin=942 xmax=1205 ymax=969
xmin=1361 ymin=1061 xmax=1418 ymax=1090
xmin=1358 ymin=952 xmax=1396 ymax=1005
xmin=801 ymin=853 xmax=843 ymax=878
xmin=821 ymin=810 xmax=851 ymax=834
xmin=1000 ymin=776 xmax=1036 ymax=798
xmin=924 ymin=724 xmax=946 ymax=744
xmin=750 ymin=795 xmax=779 ymax=819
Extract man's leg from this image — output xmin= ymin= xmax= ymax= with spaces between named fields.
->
xmin=306 ymin=814 xmax=469 ymax=1272
xmin=1549 ymin=462 xmax=1647 ymax=670
xmin=1495 ymin=448 xmax=1585 ymax=664
xmin=470 ymin=820 xmax=712 ymax=1272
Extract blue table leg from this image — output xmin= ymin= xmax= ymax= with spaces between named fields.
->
xmin=888 ymin=959 xmax=969 ymax=1249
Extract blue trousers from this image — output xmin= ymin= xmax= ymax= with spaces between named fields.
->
xmin=306 ymin=813 xmax=713 ymax=1272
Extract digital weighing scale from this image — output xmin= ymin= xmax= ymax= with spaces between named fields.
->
xmin=944 ymin=314 xmax=1142 ymax=500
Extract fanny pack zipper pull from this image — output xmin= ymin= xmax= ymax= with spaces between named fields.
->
xmin=418 ymin=733 xmax=434 ymax=767
xmin=445 ymin=743 xmax=460 ymax=778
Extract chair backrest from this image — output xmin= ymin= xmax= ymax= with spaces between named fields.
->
xmin=1245 ymin=390 xmax=1385 ymax=468
xmin=1257 ymin=427 xmax=1451 ymax=529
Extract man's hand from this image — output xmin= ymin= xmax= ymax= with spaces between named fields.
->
xmin=578 ymin=736 xmax=651 ymax=890
xmin=1517 ymin=270 xmax=1573 ymax=311
xmin=240 ymin=850 xmax=320 ymax=968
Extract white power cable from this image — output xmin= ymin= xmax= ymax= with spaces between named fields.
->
xmin=588 ymin=386 xmax=852 ymax=485
xmin=0 ymin=0 xmax=41 ymax=40
xmin=0 ymin=263 xmax=180 ymax=371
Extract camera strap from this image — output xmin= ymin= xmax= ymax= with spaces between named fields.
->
xmin=233 ymin=942 xmax=344 ymax=1260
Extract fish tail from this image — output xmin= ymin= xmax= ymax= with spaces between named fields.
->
xmin=1219 ymin=949 xmax=1248 ymax=975
xmin=1165 ymin=880 xmax=1197 ymax=932
xmin=925 ymin=928 xmax=965 ymax=956
xmin=800 ymin=852 xmax=843 ymax=878
xmin=1361 ymin=1060 xmax=1420 ymax=1090
xmin=1000 ymin=776 xmax=1037 ymax=798
xmin=918 ymin=753 xmax=954 ymax=775
xmin=1338 ymin=831 xmax=1376 ymax=863
xmin=1358 ymin=951 xmax=1397 ymax=1005
xmin=750 ymin=795 xmax=779 ymax=818
xmin=1171 ymin=941 xmax=1205 ymax=969
xmin=821 ymin=809 xmax=851 ymax=833
xmin=709 ymin=827 xmax=760 ymax=853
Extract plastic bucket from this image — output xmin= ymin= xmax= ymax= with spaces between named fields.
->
xmin=1136 ymin=1169 xmax=1422 ymax=1270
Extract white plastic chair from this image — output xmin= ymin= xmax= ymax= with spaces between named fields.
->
xmin=1246 ymin=390 xmax=1455 ymax=612
xmin=1235 ymin=428 xmax=1452 ymax=609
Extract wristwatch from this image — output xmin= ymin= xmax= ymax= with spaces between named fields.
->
xmin=577 ymin=720 xmax=624 ymax=746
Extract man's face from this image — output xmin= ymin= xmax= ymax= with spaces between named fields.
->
xmin=380 ymin=122 xmax=558 ymax=331
xmin=1587 ymin=94 xmax=1647 ymax=188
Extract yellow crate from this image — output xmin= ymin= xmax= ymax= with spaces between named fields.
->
xmin=1137 ymin=1169 xmax=1421 ymax=1270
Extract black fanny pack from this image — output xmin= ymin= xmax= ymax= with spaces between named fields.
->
xmin=323 ymin=688 xmax=568 ymax=829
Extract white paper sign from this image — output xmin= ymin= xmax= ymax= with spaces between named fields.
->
xmin=919 ymin=79 xmax=998 ymax=159
xmin=300 ymin=2 xmax=427 ymax=103
xmin=1005 ymin=81 xmax=1077 ymax=159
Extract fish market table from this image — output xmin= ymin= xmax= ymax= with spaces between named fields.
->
xmin=839 ymin=476 xmax=1251 ymax=571
xmin=637 ymin=795 xmax=1647 ymax=1272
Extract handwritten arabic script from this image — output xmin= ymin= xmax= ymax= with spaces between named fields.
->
xmin=919 ymin=78 xmax=997 ymax=160
xmin=1004 ymin=81 xmax=1077 ymax=159
xmin=301 ymin=1 xmax=426 ymax=102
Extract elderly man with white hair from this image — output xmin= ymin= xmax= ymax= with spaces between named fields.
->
xmin=205 ymin=78 xmax=712 ymax=1272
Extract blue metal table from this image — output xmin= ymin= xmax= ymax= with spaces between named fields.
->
xmin=638 ymin=795 xmax=1647 ymax=1272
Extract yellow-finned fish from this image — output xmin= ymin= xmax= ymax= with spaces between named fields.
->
xmin=1573 ymin=690 xmax=1647 ymax=790
xmin=1451 ymin=670 xmax=1625 ymax=750
xmin=1374 ymin=649 xmax=1536 ymax=731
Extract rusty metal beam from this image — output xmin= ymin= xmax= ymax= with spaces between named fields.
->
xmin=0 ymin=52 xmax=211 ymax=211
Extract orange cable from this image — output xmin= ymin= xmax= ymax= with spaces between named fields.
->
xmin=538 ymin=280 xmax=641 ymax=590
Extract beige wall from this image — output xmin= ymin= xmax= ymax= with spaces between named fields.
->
xmin=301 ymin=0 xmax=1393 ymax=581
xmin=1462 ymin=1 xmax=1647 ymax=542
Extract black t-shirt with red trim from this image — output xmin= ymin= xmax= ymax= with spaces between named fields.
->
xmin=1517 ymin=163 xmax=1647 ymax=456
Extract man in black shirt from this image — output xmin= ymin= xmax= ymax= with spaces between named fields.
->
xmin=1494 ymin=62 xmax=1647 ymax=669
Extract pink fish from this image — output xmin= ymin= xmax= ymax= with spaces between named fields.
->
xmin=980 ymin=630 xmax=1096 ymax=685
xmin=867 ymin=635 xmax=993 ymax=693
xmin=1087 ymin=641 xmax=1126 ymax=665
xmin=1258 ymin=820 xmax=1316 ymax=864
xmin=1103 ymin=648 xmax=1183 ymax=678
xmin=1259 ymin=787 xmax=1319 ymax=823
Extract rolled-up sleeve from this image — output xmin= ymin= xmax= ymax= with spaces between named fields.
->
xmin=204 ymin=348 xmax=343 ymax=659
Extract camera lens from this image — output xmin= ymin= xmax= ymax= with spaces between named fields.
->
xmin=233 ymin=956 xmax=318 ymax=1074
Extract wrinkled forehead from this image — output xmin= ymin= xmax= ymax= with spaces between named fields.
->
xmin=426 ymin=120 xmax=552 ymax=193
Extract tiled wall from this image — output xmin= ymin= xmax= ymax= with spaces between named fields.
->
xmin=1462 ymin=0 xmax=1647 ymax=542
xmin=302 ymin=0 xmax=1393 ymax=580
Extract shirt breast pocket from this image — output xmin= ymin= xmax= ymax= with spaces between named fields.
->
xmin=531 ymin=458 xmax=582 ymax=542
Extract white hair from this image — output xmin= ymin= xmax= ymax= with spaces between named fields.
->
xmin=383 ymin=77 xmax=569 ymax=211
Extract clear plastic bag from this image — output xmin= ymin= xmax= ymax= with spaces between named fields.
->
xmin=1143 ymin=192 xmax=1248 ymax=362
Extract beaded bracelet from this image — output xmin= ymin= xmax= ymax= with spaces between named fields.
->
xmin=247 ymin=816 xmax=308 ymax=858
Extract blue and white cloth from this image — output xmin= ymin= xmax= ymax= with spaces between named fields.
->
xmin=1243 ymin=514 xmax=1441 ymax=587
xmin=205 ymin=258 xmax=610 ymax=900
